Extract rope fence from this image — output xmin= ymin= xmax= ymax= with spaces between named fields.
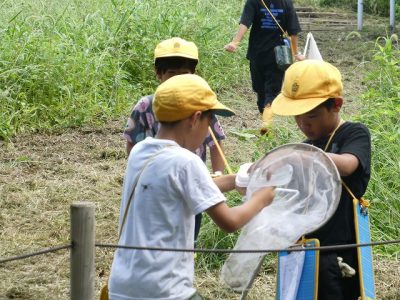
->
xmin=0 ymin=244 xmax=71 ymax=264
xmin=0 ymin=202 xmax=399 ymax=300
xmin=2 ymin=239 xmax=400 ymax=265
xmin=95 ymin=239 xmax=400 ymax=254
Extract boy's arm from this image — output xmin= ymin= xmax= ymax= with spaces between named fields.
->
xmin=206 ymin=187 xmax=275 ymax=233
xmin=290 ymin=35 xmax=305 ymax=61
xmin=210 ymin=141 xmax=225 ymax=173
xmin=327 ymin=153 xmax=360 ymax=177
xmin=213 ymin=174 xmax=236 ymax=192
xmin=224 ymin=24 xmax=248 ymax=52
xmin=327 ymin=123 xmax=371 ymax=177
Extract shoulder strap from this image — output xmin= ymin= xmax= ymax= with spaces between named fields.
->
xmin=118 ymin=145 xmax=173 ymax=238
xmin=260 ymin=0 xmax=287 ymax=36
xmin=323 ymin=119 xmax=344 ymax=152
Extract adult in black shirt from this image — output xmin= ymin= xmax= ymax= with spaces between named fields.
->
xmin=225 ymin=0 xmax=302 ymax=113
xmin=271 ymin=60 xmax=372 ymax=300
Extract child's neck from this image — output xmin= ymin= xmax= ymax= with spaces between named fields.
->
xmin=330 ymin=117 xmax=344 ymax=136
xmin=316 ymin=117 xmax=344 ymax=142
xmin=156 ymin=124 xmax=193 ymax=151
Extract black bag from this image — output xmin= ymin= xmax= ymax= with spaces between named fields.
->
xmin=274 ymin=39 xmax=293 ymax=71
xmin=263 ymin=0 xmax=293 ymax=71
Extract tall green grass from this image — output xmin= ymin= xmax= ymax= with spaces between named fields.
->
xmin=0 ymin=0 xmax=247 ymax=141
xmin=357 ymin=36 xmax=400 ymax=257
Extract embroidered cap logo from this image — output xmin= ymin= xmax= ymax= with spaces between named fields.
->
xmin=291 ymin=82 xmax=299 ymax=94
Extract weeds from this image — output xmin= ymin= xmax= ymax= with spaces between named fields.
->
xmin=357 ymin=36 xmax=400 ymax=257
xmin=0 ymin=0 xmax=246 ymax=141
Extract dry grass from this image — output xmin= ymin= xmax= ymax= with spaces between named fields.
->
xmin=1 ymin=87 xmax=399 ymax=299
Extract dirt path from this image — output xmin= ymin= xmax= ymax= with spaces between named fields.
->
xmin=1 ymin=7 xmax=399 ymax=300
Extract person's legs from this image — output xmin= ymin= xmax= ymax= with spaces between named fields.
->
xmin=262 ymin=62 xmax=285 ymax=108
xmin=249 ymin=61 xmax=266 ymax=113
xmin=251 ymin=60 xmax=284 ymax=113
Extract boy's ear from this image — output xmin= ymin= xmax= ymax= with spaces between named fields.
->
xmin=188 ymin=111 xmax=202 ymax=127
xmin=333 ymin=97 xmax=343 ymax=111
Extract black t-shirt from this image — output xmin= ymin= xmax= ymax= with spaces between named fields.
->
xmin=305 ymin=122 xmax=371 ymax=245
xmin=240 ymin=0 xmax=301 ymax=61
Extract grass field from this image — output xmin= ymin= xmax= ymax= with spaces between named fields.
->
xmin=1 ymin=0 xmax=399 ymax=299
xmin=0 ymin=0 xmax=248 ymax=141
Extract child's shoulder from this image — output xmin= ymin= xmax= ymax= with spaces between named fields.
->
xmin=342 ymin=121 xmax=370 ymax=135
xmin=142 ymin=139 xmax=198 ymax=160
xmin=133 ymin=94 xmax=154 ymax=113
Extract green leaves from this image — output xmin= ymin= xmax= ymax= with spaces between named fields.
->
xmin=361 ymin=37 xmax=400 ymax=257
xmin=0 ymin=0 xmax=248 ymax=141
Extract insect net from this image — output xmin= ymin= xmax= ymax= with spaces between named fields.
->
xmin=220 ymin=143 xmax=341 ymax=292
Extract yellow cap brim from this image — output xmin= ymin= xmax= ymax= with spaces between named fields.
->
xmin=154 ymin=52 xmax=198 ymax=60
xmin=209 ymin=101 xmax=235 ymax=117
xmin=271 ymin=93 xmax=329 ymax=116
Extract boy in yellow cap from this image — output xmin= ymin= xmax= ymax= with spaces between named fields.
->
xmin=109 ymin=74 xmax=275 ymax=300
xmin=272 ymin=60 xmax=371 ymax=300
xmin=123 ymin=37 xmax=227 ymax=245
xmin=123 ymin=37 xmax=225 ymax=172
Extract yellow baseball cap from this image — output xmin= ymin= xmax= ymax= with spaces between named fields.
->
xmin=154 ymin=74 xmax=235 ymax=122
xmin=154 ymin=37 xmax=198 ymax=61
xmin=271 ymin=60 xmax=343 ymax=116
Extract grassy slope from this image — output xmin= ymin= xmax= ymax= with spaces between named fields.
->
xmin=0 ymin=0 xmax=247 ymax=141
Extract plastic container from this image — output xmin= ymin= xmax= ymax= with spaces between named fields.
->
xmin=235 ymin=163 xmax=253 ymax=187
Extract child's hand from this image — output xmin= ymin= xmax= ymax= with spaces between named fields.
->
xmin=252 ymin=186 xmax=275 ymax=207
xmin=224 ymin=42 xmax=239 ymax=52
xmin=294 ymin=53 xmax=305 ymax=61
xmin=235 ymin=185 xmax=247 ymax=195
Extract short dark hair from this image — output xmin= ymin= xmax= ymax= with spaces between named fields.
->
xmin=159 ymin=110 xmax=213 ymax=127
xmin=200 ymin=110 xmax=213 ymax=120
xmin=155 ymin=57 xmax=198 ymax=75
xmin=318 ymin=98 xmax=336 ymax=110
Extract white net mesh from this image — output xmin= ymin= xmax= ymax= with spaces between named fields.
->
xmin=220 ymin=143 xmax=341 ymax=293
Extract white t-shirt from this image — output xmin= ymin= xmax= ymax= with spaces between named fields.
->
xmin=109 ymin=138 xmax=225 ymax=300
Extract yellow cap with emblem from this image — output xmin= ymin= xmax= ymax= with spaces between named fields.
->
xmin=154 ymin=37 xmax=198 ymax=61
xmin=271 ymin=60 xmax=343 ymax=116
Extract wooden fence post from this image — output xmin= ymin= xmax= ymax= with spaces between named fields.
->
xmin=70 ymin=202 xmax=95 ymax=300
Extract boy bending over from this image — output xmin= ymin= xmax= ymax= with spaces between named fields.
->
xmin=272 ymin=60 xmax=371 ymax=300
xmin=109 ymin=74 xmax=275 ymax=300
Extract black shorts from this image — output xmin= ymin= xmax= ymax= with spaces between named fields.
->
xmin=318 ymin=250 xmax=360 ymax=300
xmin=249 ymin=59 xmax=284 ymax=113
